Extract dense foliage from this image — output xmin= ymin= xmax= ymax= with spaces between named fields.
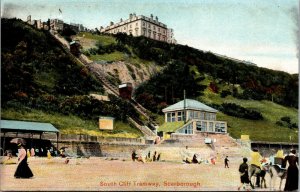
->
xmin=110 ymin=33 xmax=298 ymax=109
xmin=1 ymin=18 xmax=145 ymax=130
xmin=134 ymin=60 xmax=207 ymax=113
xmin=1 ymin=18 xmax=104 ymax=104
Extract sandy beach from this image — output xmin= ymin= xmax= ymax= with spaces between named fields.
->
xmin=0 ymin=156 xmax=282 ymax=191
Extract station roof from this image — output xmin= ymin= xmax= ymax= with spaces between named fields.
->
xmin=157 ymin=121 xmax=185 ymax=132
xmin=162 ymin=99 xmax=218 ymax=113
xmin=1 ymin=120 xmax=59 ymax=133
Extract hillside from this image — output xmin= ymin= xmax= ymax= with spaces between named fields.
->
xmin=72 ymin=30 xmax=298 ymax=142
xmin=1 ymin=18 xmax=143 ymax=138
xmin=1 ymin=18 xmax=298 ymax=142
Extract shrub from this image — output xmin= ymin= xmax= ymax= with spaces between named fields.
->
xmin=209 ymin=82 xmax=218 ymax=93
xmin=276 ymin=121 xmax=284 ymax=126
xmin=220 ymin=90 xmax=231 ymax=98
xmin=281 ymin=116 xmax=291 ymax=124
xmin=220 ymin=103 xmax=263 ymax=120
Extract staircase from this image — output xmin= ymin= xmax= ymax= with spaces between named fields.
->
xmin=51 ymin=32 xmax=156 ymax=138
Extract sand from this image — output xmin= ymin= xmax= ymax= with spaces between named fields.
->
xmin=0 ymin=156 xmax=284 ymax=191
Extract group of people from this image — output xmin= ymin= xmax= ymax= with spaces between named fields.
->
xmin=238 ymin=148 xmax=298 ymax=191
xmin=131 ymin=150 xmax=161 ymax=163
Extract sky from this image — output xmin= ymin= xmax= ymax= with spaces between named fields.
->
xmin=1 ymin=0 xmax=299 ymax=74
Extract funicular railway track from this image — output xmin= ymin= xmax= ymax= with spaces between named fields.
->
xmin=51 ymin=32 xmax=157 ymax=137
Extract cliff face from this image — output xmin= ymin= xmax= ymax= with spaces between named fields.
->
xmin=90 ymin=61 xmax=162 ymax=88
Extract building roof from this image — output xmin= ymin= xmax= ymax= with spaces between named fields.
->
xmin=162 ymin=99 xmax=218 ymax=113
xmin=157 ymin=121 xmax=185 ymax=132
xmin=1 ymin=120 xmax=59 ymax=133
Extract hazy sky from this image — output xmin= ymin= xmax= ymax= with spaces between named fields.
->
xmin=1 ymin=0 xmax=299 ymax=74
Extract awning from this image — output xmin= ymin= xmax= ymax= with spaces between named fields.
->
xmin=1 ymin=120 xmax=59 ymax=133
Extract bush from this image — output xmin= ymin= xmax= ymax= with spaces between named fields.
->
xmin=220 ymin=103 xmax=263 ymax=120
xmin=220 ymin=90 xmax=231 ymax=98
xmin=276 ymin=116 xmax=297 ymax=129
xmin=276 ymin=121 xmax=284 ymax=126
xmin=281 ymin=116 xmax=291 ymax=124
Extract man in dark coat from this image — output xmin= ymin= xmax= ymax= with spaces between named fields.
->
xmin=238 ymin=157 xmax=250 ymax=190
xmin=282 ymin=149 xmax=298 ymax=191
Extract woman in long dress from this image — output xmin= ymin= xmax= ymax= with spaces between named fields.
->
xmin=14 ymin=144 xmax=34 ymax=178
xmin=282 ymin=149 xmax=298 ymax=191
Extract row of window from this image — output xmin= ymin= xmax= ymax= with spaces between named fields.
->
xmin=173 ymin=120 xmax=226 ymax=134
xmin=196 ymin=121 xmax=226 ymax=133
xmin=142 ymin=22 xmax=166 ymax=34
xmin=142 ymin=29 xmax=166 ymax=41
xmin=166 ymin=111 xmax=216 ymax=122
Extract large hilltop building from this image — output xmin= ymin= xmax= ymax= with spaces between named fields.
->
xmin=100 ymin=13 xmax=176 ymax=44
xmin=26 ymin=15 xmax=87 ymax=33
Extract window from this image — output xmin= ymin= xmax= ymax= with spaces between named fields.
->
xmin=136 ymin=22 xmax=138 ymax=26
xmin=177 ymin=111 xmax=182 ymax=121
xmin=167 ymin=113 xmax=171 ymax=122
xmin=209 ymin=122 xmax=213 ymax=131
xmin=171 ymin=113 xmax=176 ymax=122
xmin=166 ymin=112 xmax=176 ymax=122
xmin=130 ymin=24 xmax=132 ymax=28
xmin=177 ymin=123 xmax=193 ymax=134
xmin=207 ymin=113 xmax=215 ymax=120
xmin=158 ymin=28 xmax=160 ymax=32
xmin=189 ymin=111 xmax=193 ymax=120
xmin=211 ymin=114 xmax=216 ymax=121
xmin=215 ymin=123 xmax=225 ymax=132
xmin=196 ymin=121 xmax=207 ymax=132
xmin=202 ymin=121 xmax=207 ymax=131
xmin=194 ymin=111 xmax=199 ymax=119
xmin=143 ymin=22 xmax=145 ymax=26
xmin=200 ymin=112 xmax=205 ymax=120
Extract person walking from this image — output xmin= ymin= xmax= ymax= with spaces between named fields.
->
xmin=14 ymin=143 xmax=34 ymax=178
xmin=131 ymin=150 xmax=137 ymax=161
xmin=238 ymin=157 xmax=250 ymax=190
xmin=224 ymin=156 xmax=229 ymax=168
xmin=153 ymin=151 xmax=157 ymax=162
xmin=282 ymin=149 xmax=298 ymax=191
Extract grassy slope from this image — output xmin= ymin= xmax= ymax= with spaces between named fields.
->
xmin=1 ymin=108 xmax=143 ymax=138
xmin=75 ymin=33 xmax=154 ymax=66
xmin=200 ymin=86 xmax=298 ymax=142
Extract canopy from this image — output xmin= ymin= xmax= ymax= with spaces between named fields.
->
xmin=1 ymin=120 xmax=59 ymax=133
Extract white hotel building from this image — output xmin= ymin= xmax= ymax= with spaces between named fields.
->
xmin=100 ymin=13 xmax=176 ymax=43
